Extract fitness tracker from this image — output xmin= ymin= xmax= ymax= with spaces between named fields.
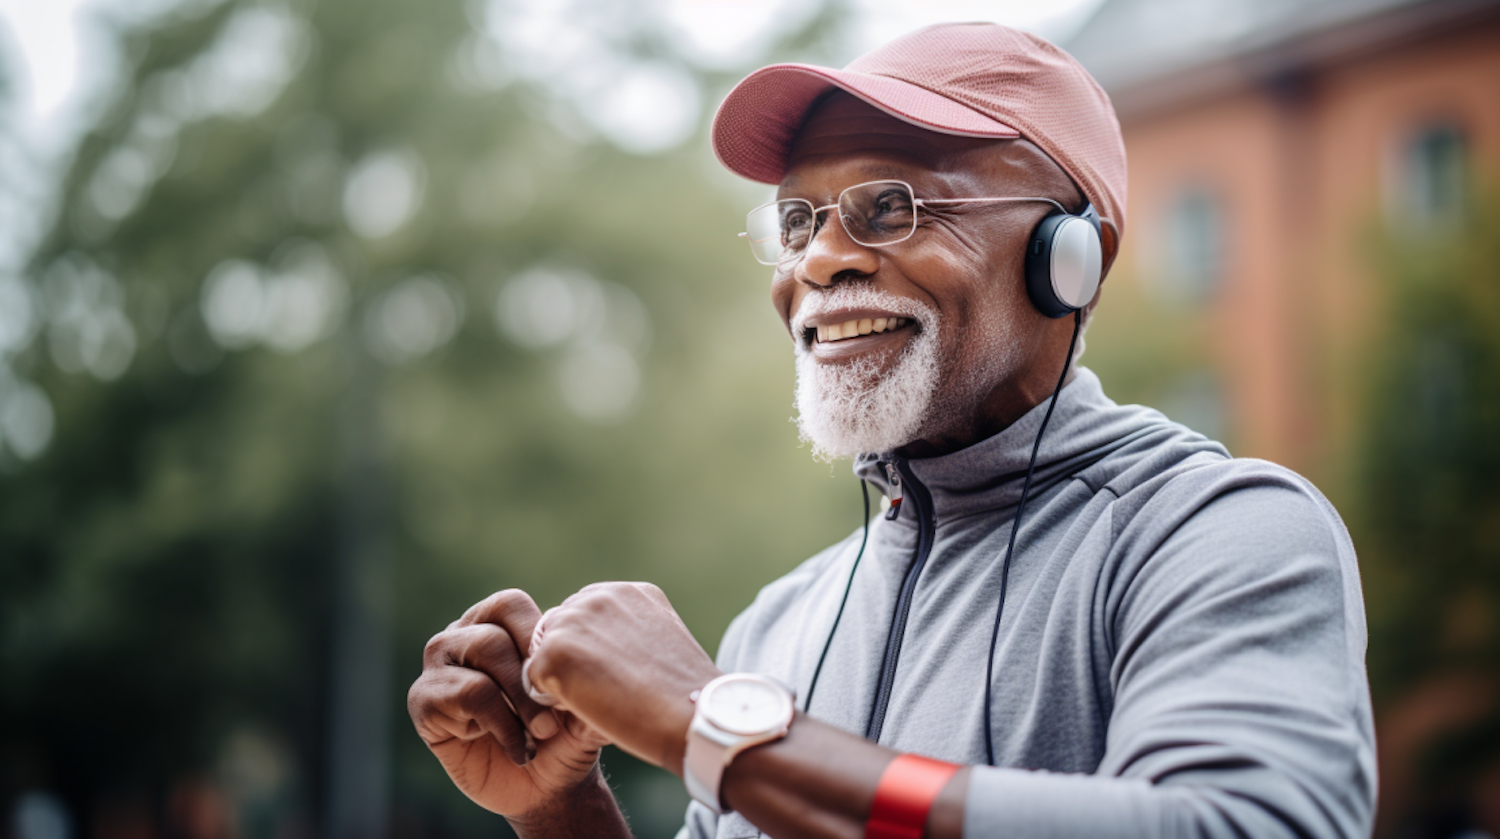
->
xmin=866 ymin=754 xmax=960 ymax=839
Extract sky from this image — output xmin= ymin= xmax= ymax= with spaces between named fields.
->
xmin=0 ymin=0 xmax=82 ymax=134
xmin=0 ymin=0 xmax=1104 ymax=150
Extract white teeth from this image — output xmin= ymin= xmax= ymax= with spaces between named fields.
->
xmin=814 ymin=316 xmax=910 ymax=343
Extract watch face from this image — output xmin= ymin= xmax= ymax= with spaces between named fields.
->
xmin=702 ymin=676 xmax=792 ymax=736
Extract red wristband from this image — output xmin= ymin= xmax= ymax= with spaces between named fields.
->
xmin=865 ymin=754 xmax=961 ymax=839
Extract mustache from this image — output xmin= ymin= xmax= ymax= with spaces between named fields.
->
xmin=790 ymin=286 xmax=936 ymax=348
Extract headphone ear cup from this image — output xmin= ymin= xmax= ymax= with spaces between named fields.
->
xmin=1025 ymin=213 xmax=1102 ymax=318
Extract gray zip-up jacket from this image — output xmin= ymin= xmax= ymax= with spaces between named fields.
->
xmin=678 ymin=368 xmax=1375 ymax=839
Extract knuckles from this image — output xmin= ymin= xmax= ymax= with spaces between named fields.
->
xmin=477 ymin=588 xmax=537 ymax=621
xmin=454 ymin=670 xmax=502 ymax=711
xmin=418 ymin=581 xmax=680 ymax=710
xmin=406 ymin=676 xmax=432 ymax=718
xmin=455 ymin=588 xmax=536 ymax=627
xmin=423 ymin=630 xmax=451 ymax=664
xmin=466 ymin=629 xmax=522 ymax=679
xmin=530 ymin=631 xmax=585 ymax=681
xmin=566 ymin=581 xmax=662 ymax=613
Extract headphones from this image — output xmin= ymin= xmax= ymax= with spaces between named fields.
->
xmin=1023 ymin=202 xmax=1103 ymax=318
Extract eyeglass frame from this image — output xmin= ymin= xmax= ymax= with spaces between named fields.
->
xmin=738 ymin=179 xmax=1068 ymax=267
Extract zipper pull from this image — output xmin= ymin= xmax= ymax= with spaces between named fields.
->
xmin=882 ymin=461 xmax=903 ymax=520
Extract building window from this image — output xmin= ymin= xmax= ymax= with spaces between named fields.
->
xmin=1394 ymin=122 xmax=1468 ymax=227
xmin=1153 ymin=186 xmax=1225 ymax=306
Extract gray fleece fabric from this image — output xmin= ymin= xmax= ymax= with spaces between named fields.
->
xmin=676 ymin=368 xmax=1375 ymax=839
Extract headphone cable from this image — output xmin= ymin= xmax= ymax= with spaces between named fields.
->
xmin=801 ymin=478 xmax=871 ymax=713
xmin=983 ymin=308 xmax=1083 ymax=765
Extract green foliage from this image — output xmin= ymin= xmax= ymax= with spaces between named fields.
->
xmin=0 ymin=0 xmax=849 ymax=835
xmin=1353 ymin=194 xmax=1500 ymax=816
xmin=1355 ymin=197 xmax=1500 ymax=690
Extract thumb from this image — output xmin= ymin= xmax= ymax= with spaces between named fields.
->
xmin=527 ymin=711 xmax=611 ymax=787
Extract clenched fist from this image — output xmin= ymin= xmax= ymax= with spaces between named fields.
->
xmin=407 ymin=589 xmax=612 ymax=822
xmin=524 ymin=582 xmax=722 ymax=776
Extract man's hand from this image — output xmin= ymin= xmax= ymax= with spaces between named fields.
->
xmin=526 ymin=582 xmax=722 ymax=776
xmin=407 ymin=589 xmax=612 ymax=819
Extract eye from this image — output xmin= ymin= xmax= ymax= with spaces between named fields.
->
xmin=781 ymin=207 xmax=814 ymax=247
xmin=872 ymin=189 xmax=913 ymax=216
xmin=863 ymin=188 xmax=915 ymax=233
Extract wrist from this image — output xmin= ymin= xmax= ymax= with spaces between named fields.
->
xmin=663 ymin=685 xmax=704 ymax=777
xmin=665 ymin=665 xmax=725 ymax=775
xmin=925 ymin=766 xmax=969 ymax=839
xmin=506 ymin=764 xmax=619 ymax=838
xmin=683 ymin=673 xmax=796 ymax=812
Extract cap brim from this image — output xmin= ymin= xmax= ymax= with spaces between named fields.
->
xmin=711 ymin=63 xmax=1021 ymax=185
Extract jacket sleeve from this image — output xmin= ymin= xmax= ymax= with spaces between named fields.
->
xmin=963 ymin=478 xmax=1377 ymax=838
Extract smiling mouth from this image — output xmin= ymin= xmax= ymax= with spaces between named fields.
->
xmin=809 ymin=316 xmax=913 ymax=345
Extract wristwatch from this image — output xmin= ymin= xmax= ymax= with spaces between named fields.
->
xmin=683 ymin=673 xmax=796 ymax=813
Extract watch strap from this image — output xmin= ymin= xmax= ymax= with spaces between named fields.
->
xmin=682 ymin=674 xmax=795 ymax=814
xmin=684 ymin=719 xmax=730 ymax=812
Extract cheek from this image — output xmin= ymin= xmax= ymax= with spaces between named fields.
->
xmin=918 ymin=244 xmax=1037 ymax=387
xmin=770 ymin=272 xmax=797 ymax=328
xmin=913 ymin=236 xmax=1028 ymax=334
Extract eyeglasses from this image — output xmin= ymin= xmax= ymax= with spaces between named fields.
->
xmin=739 ymin=179 xmax=1065 ymax=266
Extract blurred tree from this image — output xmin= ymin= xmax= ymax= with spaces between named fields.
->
xmin=0 ymin=0 xmax=849 ymax=836
xmin=1353 ymin=194 xmax=1500 ymax=837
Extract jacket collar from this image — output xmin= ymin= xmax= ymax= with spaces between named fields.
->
xmin=853 ymin=368 xmax=1191 ymax=524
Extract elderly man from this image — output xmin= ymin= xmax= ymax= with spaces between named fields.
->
xmin=408 ymin=23 xmax=1376 ymax=839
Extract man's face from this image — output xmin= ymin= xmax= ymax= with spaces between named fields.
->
xmin=772 ymin=92 xmax=1084 ymax=459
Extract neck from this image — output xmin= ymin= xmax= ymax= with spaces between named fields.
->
xmin=896 ymin=363 xmax=1076 ymax=460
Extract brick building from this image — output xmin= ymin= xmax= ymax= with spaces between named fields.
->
xmin=1070 ymin=0 xmax=1500 ymax=478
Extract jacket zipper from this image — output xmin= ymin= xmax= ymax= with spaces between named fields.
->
xmin=865 ymin=458 xmax=935 ymax=743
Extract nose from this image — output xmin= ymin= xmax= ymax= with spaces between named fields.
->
xmin=793 ymin=210 xmax=880 ymax=289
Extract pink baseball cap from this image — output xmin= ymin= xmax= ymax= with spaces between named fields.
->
xmin=711 ymin=22 xmax=1128 ymax=265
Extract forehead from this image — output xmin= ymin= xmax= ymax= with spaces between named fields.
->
xmin=779 ymin=92 xmax=1065 ymax=201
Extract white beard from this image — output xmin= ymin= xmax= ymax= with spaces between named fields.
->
xmin=792 ymin=287 xmax=942 ymax=461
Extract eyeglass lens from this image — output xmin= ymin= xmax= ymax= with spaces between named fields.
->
xmin=744 ymin=180 xmax=918 ymax=265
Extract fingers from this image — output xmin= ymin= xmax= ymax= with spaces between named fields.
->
xmin=452 ymin=589 xmax=545 ymax=658
xmin=528 ymin=582 xmax=688 ymax=697
xmin=409 ymin=663 xmax=533 ymax=764
xmin=428 ymin=583 xmax=688 ymax=750
xmin=422 ymin=620 xmax=562 ymax=742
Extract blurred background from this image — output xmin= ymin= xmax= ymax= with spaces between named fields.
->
xmin=0 ymin=0 xmax=1496 ymax=836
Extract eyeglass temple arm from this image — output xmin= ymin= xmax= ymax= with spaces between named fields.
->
xmin=915 ymin=196 xmax=1066 ymax=213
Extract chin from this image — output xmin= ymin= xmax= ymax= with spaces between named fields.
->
xmin=793 ymin=316 xmax=942 ymax=461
